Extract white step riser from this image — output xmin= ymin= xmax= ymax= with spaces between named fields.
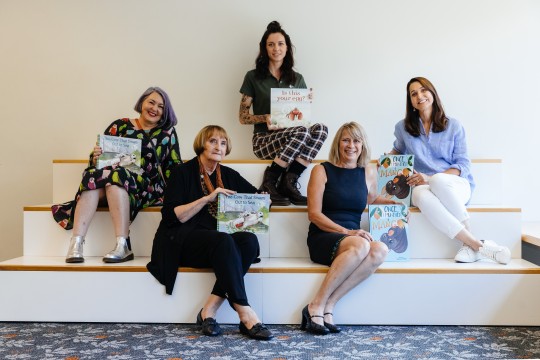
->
xmin=25 ymin=209 xmax=522 ymax=259
xmin=1 ymin=270 xmax=538 ymax=325
xmin=53 ymin=162 xmax=502 ymax=205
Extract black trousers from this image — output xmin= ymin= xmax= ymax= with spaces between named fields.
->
xmin=179 ymin=229 xmax=259 ymax=306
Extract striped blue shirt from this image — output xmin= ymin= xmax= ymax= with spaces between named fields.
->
xmin=392 ymin=117 xmax=475 ymax=192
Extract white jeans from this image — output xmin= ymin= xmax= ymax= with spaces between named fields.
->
xmin=411 ymin=173 xmax=471 ymax=239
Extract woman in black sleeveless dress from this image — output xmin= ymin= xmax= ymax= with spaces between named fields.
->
xmin=302 ymin=122 xmax=398 ymax=335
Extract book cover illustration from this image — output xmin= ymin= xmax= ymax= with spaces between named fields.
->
xmin=217 ymin=193 xmax=270 ymax=234
xmin=368 ymin=204 xmax=409 ymax=261
xmin=377 ymin=154 xmax=414 ymax=207
xmin=270 ymin=88 xmax=312 ymax=128
xmin=96 ymin=134 xmax=143 ymax=174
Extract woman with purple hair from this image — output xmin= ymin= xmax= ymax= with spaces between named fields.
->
xmin=52 ymin=87 xmax=182 ymax=263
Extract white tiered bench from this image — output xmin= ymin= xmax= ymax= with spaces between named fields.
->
xmin=1 ymin=159 xmax=539 ymax=325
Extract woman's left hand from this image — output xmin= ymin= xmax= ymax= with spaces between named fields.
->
xmin=206 ymin=187 xmax=236 ymax=203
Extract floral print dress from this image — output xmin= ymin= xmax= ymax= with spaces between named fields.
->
xmin=52 ymin=118 xmax=182 ymax=230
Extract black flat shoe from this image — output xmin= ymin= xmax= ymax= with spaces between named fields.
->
xmin=300 ymin=305 xmax=329 ymax=335
xmin=239 ymin=322 xmax=274 ymax=340
xmin=196 ymin=309 xmax=222 ymax=336
xmin=323 ymin=312 xmax=342 ymax=333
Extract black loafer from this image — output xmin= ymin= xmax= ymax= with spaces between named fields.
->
xmin=239 ymin=322 xmax=273 ymax=340
xmin=196 ymin=309 xmax=222 ymax=336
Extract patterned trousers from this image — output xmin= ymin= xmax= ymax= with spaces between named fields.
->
xmin=252 ymin=123 xmax=328 ymax=164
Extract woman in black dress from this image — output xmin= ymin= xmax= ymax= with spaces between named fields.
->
xmin=303 ymin=122 xmax=397 ymax=335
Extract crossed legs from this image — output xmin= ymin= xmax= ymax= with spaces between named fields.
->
xmin=181 ymin=230 xmax=263 ymax=329
xmin=308 ymin=236 xmax=388 ymax=326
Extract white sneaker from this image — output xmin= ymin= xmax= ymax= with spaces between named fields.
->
xmin=479 ymin=240 xmax=511 ymax=265
xmin=454 ymin=244 xmax=480 ymax=263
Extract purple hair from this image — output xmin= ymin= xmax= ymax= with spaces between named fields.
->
xmin=134 ymin=86 xmax=178 ymax=129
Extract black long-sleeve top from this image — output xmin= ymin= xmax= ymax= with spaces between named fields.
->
xmin=146 ymin=157 xmax=257 ymax=294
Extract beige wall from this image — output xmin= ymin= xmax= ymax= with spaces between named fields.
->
xmin=1 ymin=0 xmax=539 ymax=261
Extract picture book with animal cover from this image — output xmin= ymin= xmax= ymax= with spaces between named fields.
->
xmin=270 ymin=88 xmax=312 ymax=128
xmin=217 ymin=193 xmax=270 ymax=234
xmin=377 ymin=154 xmax=414 ymax=207
xmin=96 ymin=134 xmax=143 ymax=174
xmin=368 ymin=204 xmax=409 ymax=261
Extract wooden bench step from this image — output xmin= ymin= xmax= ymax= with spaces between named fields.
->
xmin=1 ymin=256 xmax=539 ymax=325
xmin=1 ymin=256 xmax=537 ymax=274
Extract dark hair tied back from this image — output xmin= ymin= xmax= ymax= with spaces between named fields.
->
xmin=255 ymin=20 xmax=296 ymax=84
xmin=267 ymin=21 xmax=282 ymax=32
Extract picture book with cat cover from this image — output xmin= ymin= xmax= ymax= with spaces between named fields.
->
xmin=368 ymin=204 xmax=409 ymax=261
xmin=377 ymin=154 xmax=414 ymax=207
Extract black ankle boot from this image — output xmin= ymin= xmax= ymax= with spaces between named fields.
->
xmin=278 ymin=172 xmax=307 ymax=205
xmin=260 ymin=167 xmax=290 ymax=206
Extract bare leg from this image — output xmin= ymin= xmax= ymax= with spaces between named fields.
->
xmin=308 ymin=236 xmax=371 ymax=326
xmin=454 ymin=228 xmax=483 ymax=251
xmin=323 ymin=241 xmax=388 ymax=324
xmin=273 ymin=156 xmax=309 ymax=168
xmin=105 ymin=185 xmax=130 ymax=237
xmin=294 ymin=157 xmax=310 ymax=167
xmin=201 ymin=294 xmax=225 ymax=319
xmin=272 ymin=157 xmax=288 ymax=168
xmin=72 ymin=189 xmax=105 ymax=237
xmin=233 ymin=303 xmax=262 ymax=329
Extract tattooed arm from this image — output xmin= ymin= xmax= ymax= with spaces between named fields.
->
xmin=239 ymin=94 xmax=270 ymax=125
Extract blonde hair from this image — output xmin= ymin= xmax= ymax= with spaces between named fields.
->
xmin=193 ymin=125 xmax=232 ymax=156
xmin=328 ymin=122 xmax=371 ymax=167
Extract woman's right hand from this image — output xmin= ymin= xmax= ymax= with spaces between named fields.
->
xmin=175 ymin=187 xmax=236 ymax=224
xmin=347 ymin=228 xmax=374 ymax=241
xmin=407 ymin=170 xmax=429 ymax=186
xmin=92 ymin=146 xmax=103 ymax=166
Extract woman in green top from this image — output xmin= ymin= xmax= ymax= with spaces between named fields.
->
xmin=239 ymin=21 xmax=328 ymax=206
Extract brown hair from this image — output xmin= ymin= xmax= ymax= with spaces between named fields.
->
xmin=193 ymin=125 xmax=232 ymax=156
xmin=404 ymin=77 xmax=447 ymax=136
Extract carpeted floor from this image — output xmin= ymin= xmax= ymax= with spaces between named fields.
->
xmin=1 ymin=322 xmax=540 ymax=359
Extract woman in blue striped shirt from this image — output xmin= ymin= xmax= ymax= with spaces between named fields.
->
xmin=387 ymin=77 xmax=510 ymax=264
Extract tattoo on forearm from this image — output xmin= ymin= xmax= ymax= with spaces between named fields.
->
xmin=239 ymin=94 xmax=266 ymax=125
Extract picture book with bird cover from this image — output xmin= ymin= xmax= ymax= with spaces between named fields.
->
xmin=368 ymin=204 xmax=409 ymax=261
xmin=270 ymin=88 xmax=312 ymax=128
xmin=217 ymin=193 xmax=270 ymax=234
xmin=377 ymin=154 xmax=415 ymax=207
xmin=96 ymin=134 xmax=142 ymax=173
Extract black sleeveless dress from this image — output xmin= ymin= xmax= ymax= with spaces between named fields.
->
xmin=307 ymin=162 xmax=368 ymax=265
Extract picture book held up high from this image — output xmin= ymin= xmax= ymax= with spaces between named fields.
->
xmin=377 ymin=154 xmax=414 ymax=207
xmin=217 ymin=193 xmax=270 ymax=234
xmin=368 ymin=204 xmax=409 ymax=261
xmin=270 ymin=88 xmax=312 ymax=128
xmin=96 ymin=134 xmax=142 ymax=174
